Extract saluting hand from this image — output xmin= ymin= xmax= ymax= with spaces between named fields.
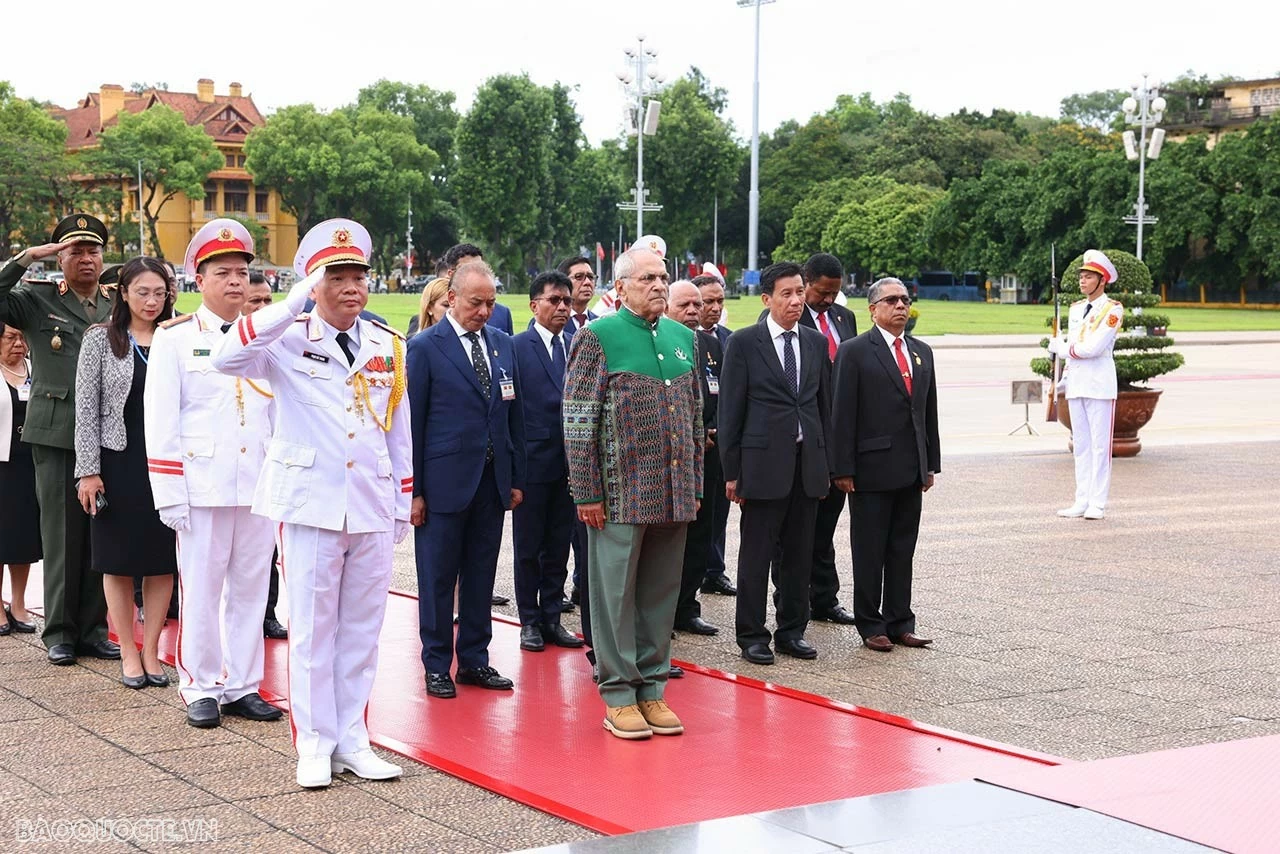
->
xmin=24 ymin=241 xmax=75 ymax=262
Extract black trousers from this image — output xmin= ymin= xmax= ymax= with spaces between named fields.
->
xmin=675 ymin=449 xmax=725 ymax=624
xmin=769 ymin=482 xmax=846 ymax=612
xmin=735 ymin=450 xmax=818 ymax=649
xmin=850 ymin=487 xmax=922 ymax=639
xmin=574 ymin=518 xmax=594 ymax=664
xmin=705 ymin=472 xmax=732 ymax=577
xmin=265 ymin=547 xmax=281 ymax=621
xmin=511 ymin=477 xmax=575 ymax=628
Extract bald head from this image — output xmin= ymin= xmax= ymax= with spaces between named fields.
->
xmin=666 ymin=280 xmax=703 ymax=330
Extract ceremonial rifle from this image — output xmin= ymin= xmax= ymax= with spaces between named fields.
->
xmin=1046 ymin=244 xmax=1061 ymax=421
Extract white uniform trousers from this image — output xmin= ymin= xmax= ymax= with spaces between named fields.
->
xmin=176 ymin=506 xmax=276 ymax=706
xmin=279 ymin=522 xmax=393 ymax=759
xmin=1068 ymin=397 xmax=1116 ymax=512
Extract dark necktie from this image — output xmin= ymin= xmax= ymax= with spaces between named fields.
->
xmin=551 ymin=334 xmax=566 ymax=382
xmin=575 ymin=313 xmax=587 ymax=329
xmin=1082 ymin=302 xmax=1092 ymax=319
xmin=335 ymin=331 xmax=356 ymax=366
xmin=894 ymin=338 xmax=913 ymax=396
xmin=465 ymin=332 xmax=491 ymax=397
xmin=781 ymin=330 xmax=797 ymax=392
xmin=220 ymin=322 xmax=232 ymax=334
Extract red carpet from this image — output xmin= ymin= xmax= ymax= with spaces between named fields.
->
xmin=16 ymin=566 xmax=1061 ymax=835
xmin=981 ymin=734 xmax=1280 ymax=854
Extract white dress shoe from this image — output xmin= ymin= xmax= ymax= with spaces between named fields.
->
xmin=331 ymin=749 xmax=403 ymax=780
xmin=1083 ymin=507 xmax=1105 ymax=520
xmin=297 ymin=755 xmax=332 ymax=788
xmin=1057 ymin=505 xmax=1087 ymax=518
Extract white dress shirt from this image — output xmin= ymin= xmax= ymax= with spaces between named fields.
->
xmin=446 ymin=311 xmax=492 ymax=375
xmin=532 ymin=321 xmax=567 ymax=362
xmin=765 ymin=314 xmax=802 ymax=441
xmin=876 ymin=323 xmax=912 ymax=379
xmin=809 ymin=306 xmax=842 ymax=347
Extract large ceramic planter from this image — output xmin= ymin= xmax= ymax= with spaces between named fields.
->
xmin=1056 ymin=387 xmax=1163 ymax=457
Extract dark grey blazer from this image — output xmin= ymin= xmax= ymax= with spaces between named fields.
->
xmin=73 ymin=324 xmax=134 ymax=477
xmin=717 ymin=321 xmax=832 ymax=501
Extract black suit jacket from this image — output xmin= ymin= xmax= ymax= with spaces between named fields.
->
xmin=830 ymin=328 xmax=940 ymax=492
xmin=696 ymin=329 xmax=722 ymax=430
xmin=757 ymin=304 xmax=858 ymax=353
xmin=717 ymin=321 xmax=831 ymax=501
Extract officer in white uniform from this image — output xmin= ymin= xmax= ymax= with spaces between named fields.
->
xmin=212 ymin=218 xmax=413 ymax=789
xmin=146 ymin=219 xmax=281 ymax=728
xmin=1048 ymin=249 xmax=1125 ymax=520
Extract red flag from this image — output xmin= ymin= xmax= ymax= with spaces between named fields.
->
xmin=595 ymin=242 xmax=605 ymax=260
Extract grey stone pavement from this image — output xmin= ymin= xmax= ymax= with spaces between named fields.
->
xmin=2 ymin=333 xmax=1277 ymax=851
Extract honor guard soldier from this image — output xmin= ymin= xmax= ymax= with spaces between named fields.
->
xmin=0 ymin=214 xmax=119 ymax=665
xmin=212 ymin=218 xmax=412 ymax=789
xmin=144 ymin=219 xmax=282 ymax=728
xmin=1048 ymin=250 xmax=1125 ymax=520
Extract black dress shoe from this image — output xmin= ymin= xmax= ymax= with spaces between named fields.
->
xmin=76 ymin=639 xmax=121 ymax=660
xmin=120 ymin=669 xmax=147 ymax=690
xmin=558 ymin=597 xmax=575 ymax=613
xmin=5 ymin=605 xmax=36 ymax=633
xmin=675 ymin=616 xmax=719 ymax=636
xmin=570 ymin=587 xmax=580 ymax=606
xmin=222 ymin=692 xmax=283 ymax=721
xmin=145 ymin=671 xmax=170 ymax=688
xmin=490 ymin=594 xmax=510 ymax=606
xmin=186 ymin=697 xmax=221 ymax=728
xmin=0 ymin=621 xmax=8 ymax=636
xmin=519 ymin=625 xmax=545 ymax=651
xmin=776 ymin=638 xmax=819 ymax=660
xmin=456 ymin=666 xmax=513 ymax=690
xmin=542 ymin=623 xmax=585 ymax=648
xmin=669 ymin=664 xmax=684 ymax=679
xmin=700 ymin=574 xmax=737 ymax=596
xmin=263 ymin=618 xmax=288 ymax=639
xmin=47 ymin=643 xmax=76 ymax=665
xmin=426 ymin=672 xmax=456 ymax=698
xmin=591 ymin=662 xmax=599 ymax=684
xmin=741 ymin=643 xmax=775 ymax=665
xmin=813 ymin=605 xmax=858 ymax=625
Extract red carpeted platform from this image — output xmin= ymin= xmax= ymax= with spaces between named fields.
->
xmin=981 ymin=734 xmax=1280 ymax=854
xmin=25 ymin=570 xmax=1060 ymax=835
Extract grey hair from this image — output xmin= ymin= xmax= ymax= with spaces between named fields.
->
xmin=450 ymin=260 xmax=495 ymax=293
xmin=867 ymin=277 xmax=905 ymax=304
xmin=613 ymin=247 xmax=661 ymax=283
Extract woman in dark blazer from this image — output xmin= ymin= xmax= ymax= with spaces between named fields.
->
xmin=74 ymin=257 xmax=176 ymax=688
xmin=0 ymin=324 xmax=39 ymax=636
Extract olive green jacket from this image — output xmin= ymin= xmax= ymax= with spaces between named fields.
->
xmin=0 ymin=259 xmax=113 ymax=449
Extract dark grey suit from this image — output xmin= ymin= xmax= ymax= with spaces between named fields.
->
xmin=718 ymin=320 xmax=831 ymax=649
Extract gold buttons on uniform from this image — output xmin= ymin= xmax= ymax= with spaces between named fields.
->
xmin=309 ymin=369 xmax=317 ymax=377
xmin=240 ymin=447 xmax=246 ymax=454
xmin=346 ymin=460 xmax=354 ymax=469
xmin=347 ymin=432 xmax=355 ymax=439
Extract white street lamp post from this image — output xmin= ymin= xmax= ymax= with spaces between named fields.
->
xmin=1121 ymin=74 xmax=1167 ymax=262
xmin=616 ymin=36 xmax=664 ymax=239
xmin=737 ymin=0 xmax=776 ymax=275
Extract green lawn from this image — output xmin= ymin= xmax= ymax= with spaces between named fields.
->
xmin=174 ymin=292 xmax=1280 ymax=336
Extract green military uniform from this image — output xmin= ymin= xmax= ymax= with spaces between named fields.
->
xmin=563 ymin=307 xmax=703 ymax=708
xmin=0 ymin=215 xmax=114 ymax=654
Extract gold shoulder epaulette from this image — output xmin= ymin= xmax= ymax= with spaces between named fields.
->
xmin=369 ymin=317 xmax=405 ymax=339
xmin=1070 ymin=298 xmax=1086 ymax=305
xmin=294 ymin=312 xmax=309 ymax=322
xmin=160 ymin=314 xmax=194 ymax=329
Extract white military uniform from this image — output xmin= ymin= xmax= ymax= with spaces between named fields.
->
xmin=211 ymin=238 xmax=412 ymax=767
xmin=1060 ymin=261 xmax=1125 ymax=516
xmin=145 ymin=304 xmax=276 ymax=706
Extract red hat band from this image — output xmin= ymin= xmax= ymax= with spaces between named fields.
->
xmin=195 ymin=236 xmax=251 ymax=267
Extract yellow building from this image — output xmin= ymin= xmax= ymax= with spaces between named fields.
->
xmin=1162 ymin=76 xmax=1280 ymax=148
xmin=50 ymin=80 xmax=297 ymax=268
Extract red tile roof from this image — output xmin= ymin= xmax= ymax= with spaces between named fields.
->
xmin=50 ymin=85 xmax=265 ymax=150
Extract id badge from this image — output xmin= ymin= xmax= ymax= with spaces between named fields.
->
xmin=17 ymin=380 xmax=31 ymax=402
xmin=500 ymin=378 xmax=516 ymax=401
xmin=706 ymin=375 xmax=720 ymax=396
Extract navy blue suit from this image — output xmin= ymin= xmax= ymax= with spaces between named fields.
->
xmin=487 ymin=302 xmax=514 ymax=335
xmin=510 ymin=326 xmax=576 ymax=630
xmin=702 ymin=323 xmax=734 ymax=578
xmin=408 ymin=319 xmax=526 ymax=675
xmin=527 ymin=309 xmax=596 ymax=337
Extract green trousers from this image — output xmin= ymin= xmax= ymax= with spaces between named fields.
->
xmin=31 ymin=444 xmax=107 ymax=648
xmin=587 ymin=521 xmax=687 ymax=707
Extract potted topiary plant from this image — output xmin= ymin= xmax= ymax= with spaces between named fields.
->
xmin=1030 ymin=249 xmax=1184 ymax=456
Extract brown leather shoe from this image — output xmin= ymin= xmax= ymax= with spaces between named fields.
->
xmin=603 ymin=704 xmax=652 ymax=740
xmin=892 ymin=632 xmax=933 ymax=648
xmin=637 ymin=699 xmax=684 ymax=735
xmin=863 ymin=634 xmax=893 ymax=652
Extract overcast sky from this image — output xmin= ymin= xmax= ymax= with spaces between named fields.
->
xmin=8 ymin=0 xmax=1278 ymax=145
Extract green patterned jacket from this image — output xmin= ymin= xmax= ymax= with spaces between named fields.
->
xmin=563 ymin=307 xmax=703 ymax=525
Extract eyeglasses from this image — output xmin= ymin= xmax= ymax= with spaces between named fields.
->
xmin=570 ymin=272 xmax=597 ymax=283
xmin=874 ymin=295 xmax=912 ymax=307
xmin=625 ymin=272 xmax=671 ymax=285
xmin=537 ymin=295 xmax=573 ymax=306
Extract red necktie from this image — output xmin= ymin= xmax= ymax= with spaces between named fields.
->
xmin=816 ymin=311 xmax=837 ymax=361
xmin=575 ymin=313 xmax=587 ymax=328
xmin=894 ymin=338 xmax=912 ymax=396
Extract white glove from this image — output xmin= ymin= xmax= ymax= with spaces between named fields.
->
xmin=285 ymin=269 xmax=326 ymax=314
xmin=1045 ymin=336 xmax=1068 ymax=356
xmin=158 ymin=504 xmax=190 ymax=532
xmin=394 ymin=520 xmax=411 ymax=544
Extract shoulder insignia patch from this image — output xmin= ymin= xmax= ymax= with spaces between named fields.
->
xmin=1107 ymin=313 xmax=1120 ymax=328
xmin=369 ymin=318 xmax=405 ymax=340
xmin=160 ymin=314 xmax=194 ymax=329
xmin=294 ymin=313 xmax=310 ymax=323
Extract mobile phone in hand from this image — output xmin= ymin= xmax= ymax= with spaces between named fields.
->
xmin=95 ymin=492 xmax=108 ymax=513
